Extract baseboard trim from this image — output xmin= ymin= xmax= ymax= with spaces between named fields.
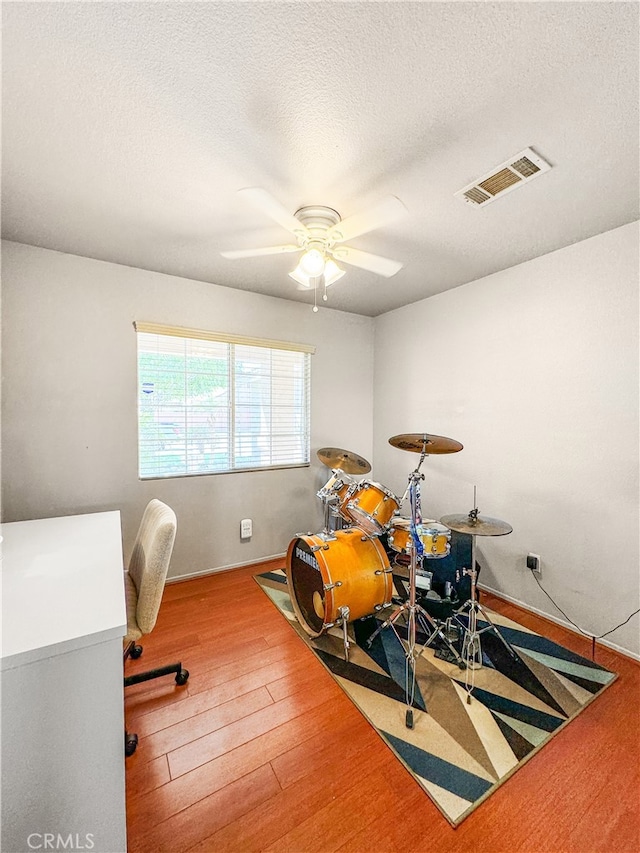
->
xmin=478 ymin=582 xmax=640 ymax=663
xmin=166 ymin=559 xmax=638 ymax=662
xmin=166 ymin=553 xmax=286 ymax=584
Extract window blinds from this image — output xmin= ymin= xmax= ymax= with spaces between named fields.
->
xmin=136 ymin=324 xmax=312 ymax=479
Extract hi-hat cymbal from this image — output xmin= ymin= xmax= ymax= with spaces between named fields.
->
xmin=317 ymin=447 xmax=372 ymax=475
xmin=440 ymin=513 xmax=513 ymax=536
xmin=389 ymin=433 xmax=463 ymax=454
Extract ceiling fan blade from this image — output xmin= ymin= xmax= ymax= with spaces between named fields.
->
xmin=332 ymin=246 xmax=403 ymax=277
xmin=237 ymin=188 xmax=309 ymax=238
xmin=327 ymin=195 xmax=408 ymax=243
xmin=220 ymin=244 xmax=299 ymax=260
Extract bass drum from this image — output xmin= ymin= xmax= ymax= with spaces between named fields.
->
xmin=286 ymin=528 xmax=393 ymax=638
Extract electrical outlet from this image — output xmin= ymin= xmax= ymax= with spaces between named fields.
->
xmin=240 ymin=518 xmax=252 ymax=539
xmin=527 ymin=553 xmax=541 ymax=575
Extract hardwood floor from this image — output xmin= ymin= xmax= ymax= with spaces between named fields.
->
xmin=125 ymin=559 xmax=640 ymax=853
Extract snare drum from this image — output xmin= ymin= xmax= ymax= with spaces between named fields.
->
xmin=345 ymin=481 xmax=400 ymax=535
xmin=286 ymin=528 xmax=393 ymax=638
xmin=419 ymin=522 xmax=451 ymax=558
xmin=387 ymin=517 xmax=450 ymax=557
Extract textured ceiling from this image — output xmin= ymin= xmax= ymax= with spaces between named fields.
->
xmin=2 ymin=2 xmax=638 ymax=316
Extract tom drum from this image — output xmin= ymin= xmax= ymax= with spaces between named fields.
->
xmin=344 ymin=481 xmax=400 ymax=535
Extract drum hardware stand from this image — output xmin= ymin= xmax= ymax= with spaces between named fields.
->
xmin=318 ymin=493 xmax=339 ymax=541
xmin=317 ymin=468 xmax=343 ymax=542
xmin=454 ymin=558 xmax=519 ymax=702
xmin=316 ymin=448 xmax=372 ymax=541
xmin=366 ymin=439 xmax=453 ymax=728
xmin=442 ymin=493 xmax=517 ymax=704
xmin=338 ymin=605 xmax=350 ymax=661
xmin=316 ymin=468 xmax=352 ymax=541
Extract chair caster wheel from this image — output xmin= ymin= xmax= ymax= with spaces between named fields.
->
xmin=130 ymin=644 xmax=143 ymax=659
xmin=458 ymin=661 xmax=467 ymax=670
xmin=125 ymin=732 xmax=138 ymax=756
xmin=175 ymin=669 xmax=189 ymax=686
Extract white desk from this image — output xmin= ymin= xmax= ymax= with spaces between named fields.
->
xmin=1 ymin=511 xmax=128 ymax=853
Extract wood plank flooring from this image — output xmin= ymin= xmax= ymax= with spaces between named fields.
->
xmin=125 ymin=559 xmax=640 ymax=853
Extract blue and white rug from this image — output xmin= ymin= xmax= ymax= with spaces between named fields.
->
xmin=255 ymin=569 xmax=617 ymax=826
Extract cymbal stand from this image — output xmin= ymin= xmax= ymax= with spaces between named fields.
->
xmin=454 ymin=508 xmax=519 ymax=703
xmin=367 ymin=442 xmax=461 ymax=728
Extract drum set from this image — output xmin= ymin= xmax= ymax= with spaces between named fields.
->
xmin=287 ymin=446 xmax=396 ymax=662
xmin=285 ymin=434 xmax=516 ymax=727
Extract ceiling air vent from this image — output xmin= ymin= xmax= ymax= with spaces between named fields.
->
xmin=455 ymin=147 xmax=552 ymax=208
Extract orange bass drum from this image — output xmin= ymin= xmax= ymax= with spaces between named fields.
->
xmin=286 ymin=528 xmax=393 ymax=638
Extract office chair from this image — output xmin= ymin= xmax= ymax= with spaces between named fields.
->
xmin=123 ymin=499 xmax=188 ymax=756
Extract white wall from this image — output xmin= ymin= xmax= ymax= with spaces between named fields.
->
xmin=1 ymin=241 xmax=374 ymax=576
xmin=373 ymin=222 xmax=639 ymax=657
xmin=3 ymin=226 xmax=638 ymax=657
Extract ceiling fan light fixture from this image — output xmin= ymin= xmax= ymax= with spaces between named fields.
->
xmin=288 ymin=264 xmax=325 ymax=289
xmin=288 ymin=265 xmax=312 ymax=287
xmin=223 ymin=188 xmax=407 ymax=304
xmin=299 ymin=247 xmax=326 ymax=277
xmin=289 ymin=258 xmax=345 ymax=290
xmin=323 ymin=259 xmax=345 ymax=287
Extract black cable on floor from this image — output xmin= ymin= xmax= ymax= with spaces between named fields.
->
xmin=530 ymin=569 xmax=639 ymax=661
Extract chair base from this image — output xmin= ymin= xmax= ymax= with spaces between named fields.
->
xmin=125 ymin=731 xmax=138 ymax=757
xmin=124 ymin=644 xmax=189 ymax=756
xmin=124 ymin=662 xmax=189 ymax=687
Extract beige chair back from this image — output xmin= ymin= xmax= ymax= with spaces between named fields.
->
xmin=128 ymin=499 xmax=177 ymax=635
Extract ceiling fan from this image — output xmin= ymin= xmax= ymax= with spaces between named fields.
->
xmin=221 ymin=188 xmax=407 ymax=308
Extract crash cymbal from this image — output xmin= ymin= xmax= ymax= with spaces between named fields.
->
xmin=389 ymin=433 xmax=463 ymax=454
xmin=440 ymin=513 xmax=513 ymax=536
xmin=317 ymin=447 xmax=372 ymax=475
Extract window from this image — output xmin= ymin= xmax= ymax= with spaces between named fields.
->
xmin=135 ymin=323 xmax=313 ymax=479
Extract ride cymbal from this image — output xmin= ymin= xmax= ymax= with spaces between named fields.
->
xmin=317 ymin=447 xmax=372 ymax=475
xmin=389 ymin=433 xmax=463 ymax=454
xmin=440 ymin=513 xmax=513 ymax=536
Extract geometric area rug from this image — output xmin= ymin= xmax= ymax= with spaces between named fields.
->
xmin=255 ymin=569 xmax=617 ymax=826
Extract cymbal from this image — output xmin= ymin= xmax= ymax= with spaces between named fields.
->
xmin=317 ymin=447 xmax=371 ymax=475
xmin=389 ymin=433 xmax=463 ymax=454
xmin=440 ymin=513 xmax=513 ymax=537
